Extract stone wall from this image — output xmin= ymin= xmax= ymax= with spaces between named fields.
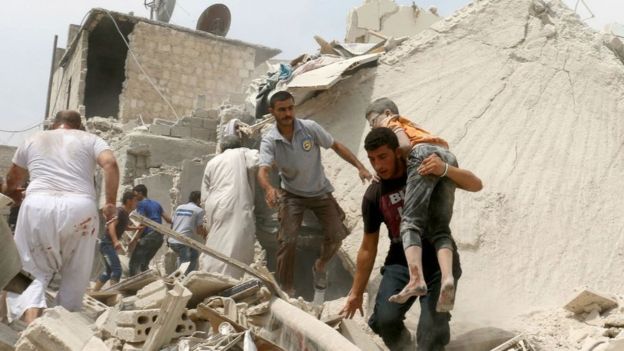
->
xmin=0 ymin=146 xmax=17 ymax=178
xmin=48 ymin=31 xmax=88 ymax=118
xmin=119 ymin=22 xmax=257 ymax=123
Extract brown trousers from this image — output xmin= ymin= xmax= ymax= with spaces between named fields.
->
xmin=276 ymin=191 xmax=348 ymax=291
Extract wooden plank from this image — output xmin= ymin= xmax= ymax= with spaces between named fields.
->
xmin=130 ymin=213 xmax=288 ymax=300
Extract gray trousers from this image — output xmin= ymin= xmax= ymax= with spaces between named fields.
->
xmin=400 ymin=144 xmax=458 ymax=251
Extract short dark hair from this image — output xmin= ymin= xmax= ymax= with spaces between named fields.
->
xmin=364 ymin=127 xmax=399 ymax=151
xmin=54 ymin=110 xmax=82 ymax=129
xmin=364 ymin=98 xmax=399 ymax=119
xmin=220 ymin=135 xmax=242 ymax=151
xmin=121 ymin=191 xmax=136 ymax=204
xmin=133 ymin=184 xmax=148 ymax=197
xmin=189 ymin=191 xmax=201 ymax=204
xmin=269 ymin=91 xmax=295 ymax=108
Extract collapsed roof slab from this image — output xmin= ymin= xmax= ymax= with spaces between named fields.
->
xmin=297 ymin=0 xmax=624 ymax=325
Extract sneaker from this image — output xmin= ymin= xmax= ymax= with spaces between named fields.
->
xmin=312 ymin=264 xmax=328 ymax=290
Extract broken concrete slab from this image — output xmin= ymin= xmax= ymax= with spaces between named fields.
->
xmin=105 ymin=269 xmax=159 ymax=295
xmin=15 ymin=306 xmax=106 ymax=351
xmin=564 ymin=290 xmax=618 ymax=314
xmin=82 ymin=294 xmax=109 ymax=320
xmin=287 ymin=53 xmax=380 ymax=91
xmin=490 ymin=334 xmax=535 ymax=351
xmin=0 ymin=322 xmax=18 ymax=351
xmin=605 ymin=315 xmax=624 ymax=328
xmin=339 ymin=318 xmax=384 ymax=351
xmin=134 ymin=280 xmax=168 ymax=310
xmin=268 ymin=298 xmax=360 ymax=351
xmin=143 ymin=283 xmax=192 ymax=351
xmin=182 ymin=271 xmax=238 ymax=307
xmin=446 ymin=327 xmax=515 ymax=351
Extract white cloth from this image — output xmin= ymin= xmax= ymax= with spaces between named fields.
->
xmin=200 ymin=148 xmax=258 ymax=279
xmin=8 ymin=194 xmax=98 ymax=320
xmin=12 ymin=129 xmax=110 ymax=198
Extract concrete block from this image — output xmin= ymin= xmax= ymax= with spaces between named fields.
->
xmin=0 ymin=322 xmax=18 ymax=351
xmin=182 ymin=271 xmax=238 ymax=307
xmin=149 ymin=124 xmax=171 ymax=136
xmin=82 ymin=293 xmax=109 ymax=320
xmin=190 ymin=127 xmax=213 ymax=141
xmin=135 ymin=280 xmax=168 ymax=310
xmin=143 ymin=284 xmax=193 ymax=351
xmin=202 ymin=118 xmax=219 ymax=130
xmin=605 ymin=316 xmax=624 ymax=328
xmin=115 ymin=308 xmax=195 ymax=343
xmin=121 ymin=342 xmax=143 ymax=351
xmin=564 ymin=290 xmax=618 ymax=314
xmin=189 ymin=117 xmax=204 ymax=128
xmin=171 ymin=126 xmax=192 ymax=138
xmin=15 ymin=306 xmax=105 ymax=351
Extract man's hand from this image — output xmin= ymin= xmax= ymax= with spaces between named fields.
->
xmin=417 ymin=154 xmax=446 ymax=176
xmin=102 ymin=203 xmax=116 ymax=221
xmin=112 ymin=240 xmax=124 ymax=253
xmin=340 ymin=292 xmax=364 ymax=319
xmin=264 ymin=187 xmax=280 ymax=208
xmin=358 ymin=167 xmax=373 ymax=184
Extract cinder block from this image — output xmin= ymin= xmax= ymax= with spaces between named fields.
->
xmin=189 ymin=117 xmax=204 ymax=128
xmin=82 ymin=294 xmax=109 ymax=320
xmin=203 ymin=118 xmax=219 ymax=130
xmin=114 ymin=309 xmax=195 ymax=343
xmin=149 ymin=124 xmax=171 ymax=136
xmin=135 ymin=280 xmax=168 ymax=310
xmin=190 ymin=128 xmax=213 ymax=141
xmin=171 ymin=126 xmax=192 ymax=138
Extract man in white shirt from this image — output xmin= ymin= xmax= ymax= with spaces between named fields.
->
xmin=168 ymin=191 xmax=206 ymax=274
xmin=2 ymin=110 xmax=119 ymax=324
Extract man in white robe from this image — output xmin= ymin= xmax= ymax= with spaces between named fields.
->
xmin=200 ymin=136 xmax=258 ymax=279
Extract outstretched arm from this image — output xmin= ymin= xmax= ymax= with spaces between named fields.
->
xmin=331 ymin=141 xmax=372 ymax=183
xmin=340 ymin=232 xmax=379 ymax=318
xmin=258 ymin=165 xmax=279 ymax=208
xmin=418 ymin=154 xmax=483 ymax=192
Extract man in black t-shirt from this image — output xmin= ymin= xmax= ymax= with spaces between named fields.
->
xmin=340 ymin=128 xmax=482 ymax=350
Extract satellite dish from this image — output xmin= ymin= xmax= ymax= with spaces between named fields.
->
xmin=145 ymin=0 xmax=176 ymax=23
xmin=196 ymin=4 xmax=231 ymax=37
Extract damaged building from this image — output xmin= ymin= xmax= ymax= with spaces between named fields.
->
xmin=47 ymin=8 xmax=280 ymax=123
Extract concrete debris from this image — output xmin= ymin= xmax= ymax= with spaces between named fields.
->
xmin=490 ymin=335 xmax=535 ymax=351
xmin=0 ymin=323 xmax=18 ymax=351
xmin=446 ymin=327 xmax=516 ymax=351
xmin=143 ymin=284 xmax=192 ymax=351
xmin=565 ymin=290 xmax=619 ymax=315
xmin=15 ymin=306 xmax=106 ymax=351
xmin=134 ymin=280 xmax=169 ymax=310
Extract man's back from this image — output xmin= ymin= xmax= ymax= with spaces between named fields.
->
xmin=171 ymin=202 xmax=204 ymax=238
xmin=137 ymin=199 xmax=163 ymax=223
xmin=203 ymin=148 xmax=257 ymax=203
xmin=13 ymin=129 xmax=109 ymax=198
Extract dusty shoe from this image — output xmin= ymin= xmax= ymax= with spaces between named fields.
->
xmin=388 ymin=283 xmax=428 ymax=304
xmin=436 ymin=278 xmax=455 ymax=312
xmin=312 ymin=265 xmax=328 ymax=290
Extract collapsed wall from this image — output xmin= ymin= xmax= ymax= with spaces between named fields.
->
xmin=297 ymin=0 xmax=624 ymax=324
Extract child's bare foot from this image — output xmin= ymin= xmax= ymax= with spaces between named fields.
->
xmin=436 ymin=277 xmax=455 ymax=312
xmin=388 ymin=281 xmax=428 ymax=304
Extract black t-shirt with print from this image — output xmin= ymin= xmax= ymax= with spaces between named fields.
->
xmin=361 ymin=174 xmax=441 ymax=270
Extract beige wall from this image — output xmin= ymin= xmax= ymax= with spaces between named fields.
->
xmin=118 ymin=22 xmax=256 ymax=123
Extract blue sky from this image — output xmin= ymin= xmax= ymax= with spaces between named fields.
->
xmin=0 ymin=0 xmax=619 ymax=146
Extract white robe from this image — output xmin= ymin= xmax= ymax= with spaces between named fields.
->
xmin=200 ymin=148 xmax=258 ymax=280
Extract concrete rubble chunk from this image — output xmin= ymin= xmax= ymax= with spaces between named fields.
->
xmin=82 ymin=294 xmax=109 ymax=320
xmin=182 ymin=271 xmax=238 ymax=307
xmin=143 ymin=283 xmax=193 ymax=351
xmin=564 ymin=290 xmax=618 ymax=314
xmin=339 ymin=319 xmax=384 ymax=351
xmin=135 ymin=280 xmax=169 ymax=310
xmin=15 ymin=306 xmax=106 ymax=351
xmin=105 ymin=269 xmax=159 ymax=295
xmin=0 ymin=322 xmax=18 ymax=351
xmin=113 ymin=309 xmax=195 ymax=343
xmin=605 ymin=315 xmax=624 ymax=328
